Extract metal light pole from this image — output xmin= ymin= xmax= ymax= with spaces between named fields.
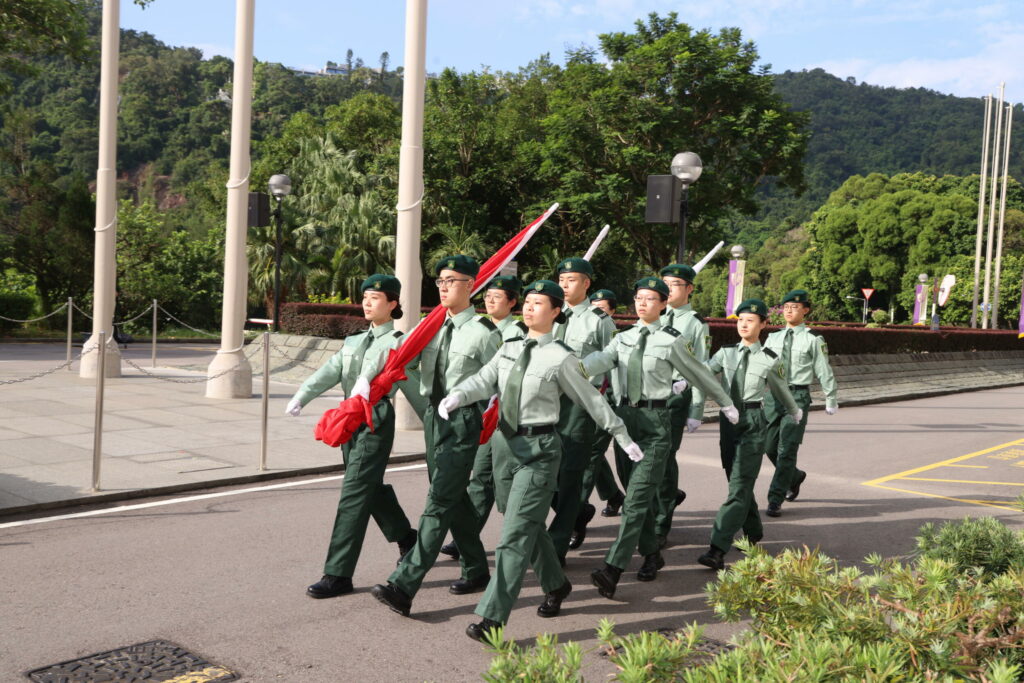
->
xmin=991 ymin=103 xmax=1013 ymax=329
xmin=670 ymin=152 xmax=702 ymax=262
xmin=982 ymin=83 xmax=1005 ymax=329
xmin=845 ymin=296 xmax=867 ymax=324
xmin=268 ymin=174 xmax=291 ymax=332
xmin=971 ymin=95 xmax=993 ymax=328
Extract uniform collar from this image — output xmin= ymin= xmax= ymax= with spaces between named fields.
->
xmin=369 ymin=320 xmax=395 ymax=338
xmin=637 ymin=318 xmax=663 ymax=332
xmin=669 ymin=303 xmax=692 ymax=314
xmin=739 ymin=340 xmax=761 ymax=353
xmin=446 ymin=306 xmax=477 ymax=328
xmin=786 ymin=323 xmax=807 ymax=333
xmin=530 ymin=332 xmax=553 ymax=346
xmin=565 ymin=299 xmax=591 ymax=315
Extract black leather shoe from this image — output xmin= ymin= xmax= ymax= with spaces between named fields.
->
xmin=590 ymin=563 xmax=622 ymax=599
xmin=371 ymin=582 xmax=412 ymax=616
xmin=766 ymin=501 xmax=782 ymax=517
xmin=601 ymin=490 xmax=625 ymax=517
xmin=450 ymin=574 xmax=490 ymax=595
xmin=786 ymin=471 xmax=807 ymax=502
xmin=537 ymin=580 xmax=572 ymax=618
xmin=397 ymin=530 xmax=417 ymax=566
xmin=439 ymin=539 xmax=460 ymax=560
xmin=674 ymin=489 xmax=687 ymax=507
xmin=568 ymin=503 xmax=596 ymax=549
xmin=306 ymin=574 xmax=353 ymax=599
xmin=637 ymin=552 xmax=665 ymax=582
xmin=466 ymin=617 xmax=503 ymax=642
xmin=697 ymin=546 xmax=727 ymax=570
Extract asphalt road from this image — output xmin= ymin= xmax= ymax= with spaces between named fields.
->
xmin=2 ymin=385 xmax=1023 ymax=682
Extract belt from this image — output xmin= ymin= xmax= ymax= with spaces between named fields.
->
xmin=743 ymin=401 xmax=763 ymax=410
xmin=788 ymin=384 xmax=809 ymax=390
xmin=622 ymin=399 xmax=669 ymax=409
xmin=515 ymin=424 xmax=556 ymax=436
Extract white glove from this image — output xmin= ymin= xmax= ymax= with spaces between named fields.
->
xmin=671 ymin=379 xmax=688 ymax=395
xmin=624 ymin=442 xmax=645 ymax=462
xmin=352 ymin=376 xmax=371 ymax=401
xmin=285 ymin=398 xmax=302 ymax=417
xmin=825 ymin=405 xmax=838 ymax=415
xmin=486 ymin=394 xmax=498 ymax=411
xmin=686 ymin=418 xmax=702 ymax=433
xmin=722 ymin=405 xmax=740 ymax=424
xmin=438 ymin=392 xmax=462 ymax=420
xmin=791 ymin=408 xmax=804 ymax=424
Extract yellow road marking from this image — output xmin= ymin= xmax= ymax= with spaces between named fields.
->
xmin=862 ymin=438 xmax=1024 ymax=487
xmin=945 ymin=464 xmax=989 ymax=469
xmin=901 ymin=477 xmax=1024 ymax=486
xmin=868 ymin=484 xmax=1021 ymax=512
xmin=162 ymin=666 xmax=235 ymax=683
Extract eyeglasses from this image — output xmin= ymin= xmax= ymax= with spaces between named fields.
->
xmin=633 ymin=296 xmax=661 ymax=304
xmin=483 ymin=294 xmax=508 ymax=302
xmin=782 ymin=304 xmax=804 ymax=311
xmin=435 ymin=277 xmax=470 ymax=288
xmin=666 ymin=282 xmax=691 ymax=289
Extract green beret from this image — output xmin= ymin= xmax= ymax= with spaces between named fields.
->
xmin=360 ymin=274 xmax=401 ymax=295
xmin=589 ymin=288 xmax=617 ymax=304
xmin=634 ymin=277 xmax=669 ymax=298
xmin=486 ymin=275 xmax=521 ymax=296
xmin=659 ymin=263 xmax=697 ymax=283
xmin=781 ymin=289 xmax=811 ymax=306
xmin=555 ymin=257 xmax=594 ymax=278
xmin=435 ymin=254 xmax=480 ymax=277
xmin=524 ymin=279 xmax=564 ymax=304
xmin=736 ymin=298 xmax=769 ymax=319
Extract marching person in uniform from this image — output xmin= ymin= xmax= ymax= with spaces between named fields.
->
xmin=655 ymin=263 xmax=711 ymax=548
xmin=371 ymin=255 xmax=500 ymax=617
xmin=762 ymin=289 xmax=838 ymax=517
xmin=437 ymin=280 xmax=644 ymax=640
xmin=286 ymin=274 xmax=418 ymax=599
xmin=572 ymin=289 xmax=626 ymax=538
xmin=698 ymin=299 xmax=802 ymax=571
xmin=582 ymin=278 xmax=738 ymax=598
xmin=440 ymin=275 xmax=527 ymax=561
xmin=549 ymin=258 xmax=617 ymax=563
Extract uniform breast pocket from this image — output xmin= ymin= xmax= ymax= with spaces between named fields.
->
xmin=447 ymin=349 xmax=476 ymax=377
xmin=642 ymin=345 xmax=670 ymax=371
xmin=496 ymin=356 xmax=515 ymax=387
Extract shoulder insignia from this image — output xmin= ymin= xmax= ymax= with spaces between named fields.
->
xmin=820 ymin=338 xmax=829 ymax=356
xmin=693 ymin=312 xmax=705 ymax=324
xmin=660 ymin=326 xmax=681 ymax=337
xmin=505 ymin=335 xmax=525 ymax=343
xmin=515 ymin=320 xmax=528 ymax=332
xmin=763 ymin=348 xmax=778 ymax=359
xmin=555 ymin=340 xmax=574 ymax=353
xmin=391 ymin=330 xmax=403 ymax=338
xmin=590 ymin=307 xmax=608 ymax=318
xmin=477 ymin=317 xmax=497 ymax=331
xmin=776 ymin=363 xmax=785 ymax=378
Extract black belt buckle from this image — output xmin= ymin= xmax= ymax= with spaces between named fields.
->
xmin=743 ymin=401 xmax=763 ymax=410
xmin=624 ymin=399 xmax=668 ymax=409
xmin=517 ymin=424 xmax=555 ymax=436
xmin=788 ymin=384 xmax=809 ymax=390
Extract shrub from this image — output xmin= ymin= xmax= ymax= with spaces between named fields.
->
xmin=0 ymin=291 xmax=37 ymax=331
xmin=279 ymin=302 xmax=368 ymax=339
xmin=916 ymin=517 xmax=1024 ymax=577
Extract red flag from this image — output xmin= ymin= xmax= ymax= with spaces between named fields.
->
xmin=315 ymin=204 xmax=558 ymax=446
xmin=478 ymin=397 xmax=499 ymax=444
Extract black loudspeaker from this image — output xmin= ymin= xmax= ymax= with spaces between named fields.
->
xmin=247 ymin=192 xmax=271 ymax=227
xmin=644 ymin=175 xmax=680 ymax=224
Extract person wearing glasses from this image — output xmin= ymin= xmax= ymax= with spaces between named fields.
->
xmin=440 ymin=275 xmax=527 ymax=562
xmin=697 ymin=298 xmax=801 ymax=571
xmin=370 ymin=255 xmax=501 ymax=618
xmin=437 ymin=280 xmax=644 ymax=641
xmin=654 ymin=263 xmax=711 ymax=549
xmin=286 ymin=274 xmax=418 ymax=600
xmin=761 ymin=290 xmax=838 ymax=518
xmin=582 ymin=278 xmax=738 ymax=599
xmin=548 ymin=257 xmax=617 ymax=564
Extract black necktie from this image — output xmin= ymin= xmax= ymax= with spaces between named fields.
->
xmin=499 ymin=340 xmax=537 ymax=437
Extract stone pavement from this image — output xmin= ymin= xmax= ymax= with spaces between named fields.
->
xmin=0 ymin=342 xmax=1021 ymax=516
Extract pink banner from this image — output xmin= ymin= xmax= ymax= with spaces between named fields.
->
xmin=725 ymin=260 xmax=738 ymax=317
xmin=912 ymin=284 xmax=924 ymax=325
xmin=1017 ymin=273 xmax=1024 ymax=339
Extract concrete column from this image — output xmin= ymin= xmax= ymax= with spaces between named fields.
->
xmin=206 ymin=0 xmax=256 ymax=398
xmin=81 ymin=0 xmax=122 ymax=378
xmin=393 ymin=0 xmax=428 ymax=430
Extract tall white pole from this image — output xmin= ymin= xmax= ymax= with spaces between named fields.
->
xmin=81 ymin=0 xmax=122 ymax=378
xmin=393 ymin=0 xmax=428 ymax=430
xmin=970 ymin=94 xmax=992 ymax=328
xmin=206 ymin=0 xmax=256 ymax=398
xmin=991 ymin=103 xmax=1013 ymax=328
xmin=981 ymin=82 xmax=1005 ymax=329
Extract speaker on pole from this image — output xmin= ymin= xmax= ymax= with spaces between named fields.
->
xmin=644 ymin=175 xmax=680 ymax=224
xmin=247 ymin=191 xmax=270 ymax=227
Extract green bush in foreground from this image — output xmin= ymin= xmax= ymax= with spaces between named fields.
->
xmin=483 ymin=519 xmax=1024 ymax=682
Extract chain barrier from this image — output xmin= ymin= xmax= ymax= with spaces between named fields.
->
xmin=112 ymin=302 xmax=154 ymax=326
xmin=120 ymin=337 xmax=265 ymax=384
xmin=0 ymin=301 xmax=69 ymax=323
xmin=266 ymin=337 xmax=322 ymax=372
xmin=72 ymin=302 xmax=93 ymax=320
xmin=156 ymin=304 xmax=220 ymax=337
xmin=0 ymin=346 xmax=95 ymax=385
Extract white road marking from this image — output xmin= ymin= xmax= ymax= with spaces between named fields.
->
xmin=0 ymin=463 xmax=428 ymax=530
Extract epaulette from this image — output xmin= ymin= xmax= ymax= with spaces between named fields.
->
xmin=693 ymin=312 xmax=706 ymax=324
xmin=514 ymin=320 xmax=528 ymax=333
xmin=505 ymin=335 xmax=525 ymax=343
xmin=660 ymin=326 xmax=681 ymax=337
xmin=391 ymin=330 xmax=403 ymax=338
xmin=590 ymin=307 xmax=609 ymax=318
xmin=477 ymin=317 xmax=497 ymax=331
xmin=763 ymin=348 xmax=778 ymax=359
xmin=555 ymin=340 xmax=574 ymax=353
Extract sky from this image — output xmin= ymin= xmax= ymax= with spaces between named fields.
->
xmin=119 ymin=0 xmax=1024 ymax=100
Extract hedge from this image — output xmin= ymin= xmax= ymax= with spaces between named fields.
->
xmin=0 ymin=292 xmax=36 ymax=331
xmin=280 ymin=302 xmax=1021 ymax=354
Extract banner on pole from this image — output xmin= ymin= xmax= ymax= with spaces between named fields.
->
xmin=912 ymin=284 xmax=925 ymax=325
xmin=1018 ymin=270 xmax=1024 ymax=339
xmin=725 ymin=260 xmax=745 ymax=318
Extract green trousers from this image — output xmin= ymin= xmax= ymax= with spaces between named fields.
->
xmin=654 ymin=388 xmax=691 ymax=537
xmin=549 ymin=397 xmax=596 ymax=558
xmin=764 ymin=387 xmax=811 ymax=505
xmin=466 ymin=440 xmax=496 ymax=526
xmin=389 ymin=404 xmax=489 ymax=597
xmin=477 ymin=432 xmax=566 ymax=624
xmin=710 ymin=407 xmax=767 ymax=552
xmin=580 ymin=393 xmax=623 ymax=507
xmin=323 ymin=399 xmax=413 ymax=577
xmin=606 ymin=405 xmax=672 ymax=570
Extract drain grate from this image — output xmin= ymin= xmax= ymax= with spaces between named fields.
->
xmin=26 ymin=640 xmax=238 ymax=682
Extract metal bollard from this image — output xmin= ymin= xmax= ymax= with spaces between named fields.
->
xmin=259 ymin=331 xmax=270 ymax=472
xmin=151 ymin=299 xmax=158 ymax=367
xmin=66 ymin=297 xmax=73 ymax=371
xmin=92 ymin=331 xmax=106 ymax=492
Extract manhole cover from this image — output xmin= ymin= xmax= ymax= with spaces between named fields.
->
xmin=26 ymin=640 xmax=238 ymax=682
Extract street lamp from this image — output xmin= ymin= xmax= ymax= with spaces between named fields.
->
xmin=670 ymin=151 xmax=702 ymax=262
xmin=845 ymin=295 xmax=867 ymax=324
xmin=268 ymin=174 xmax=292 ymax=332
